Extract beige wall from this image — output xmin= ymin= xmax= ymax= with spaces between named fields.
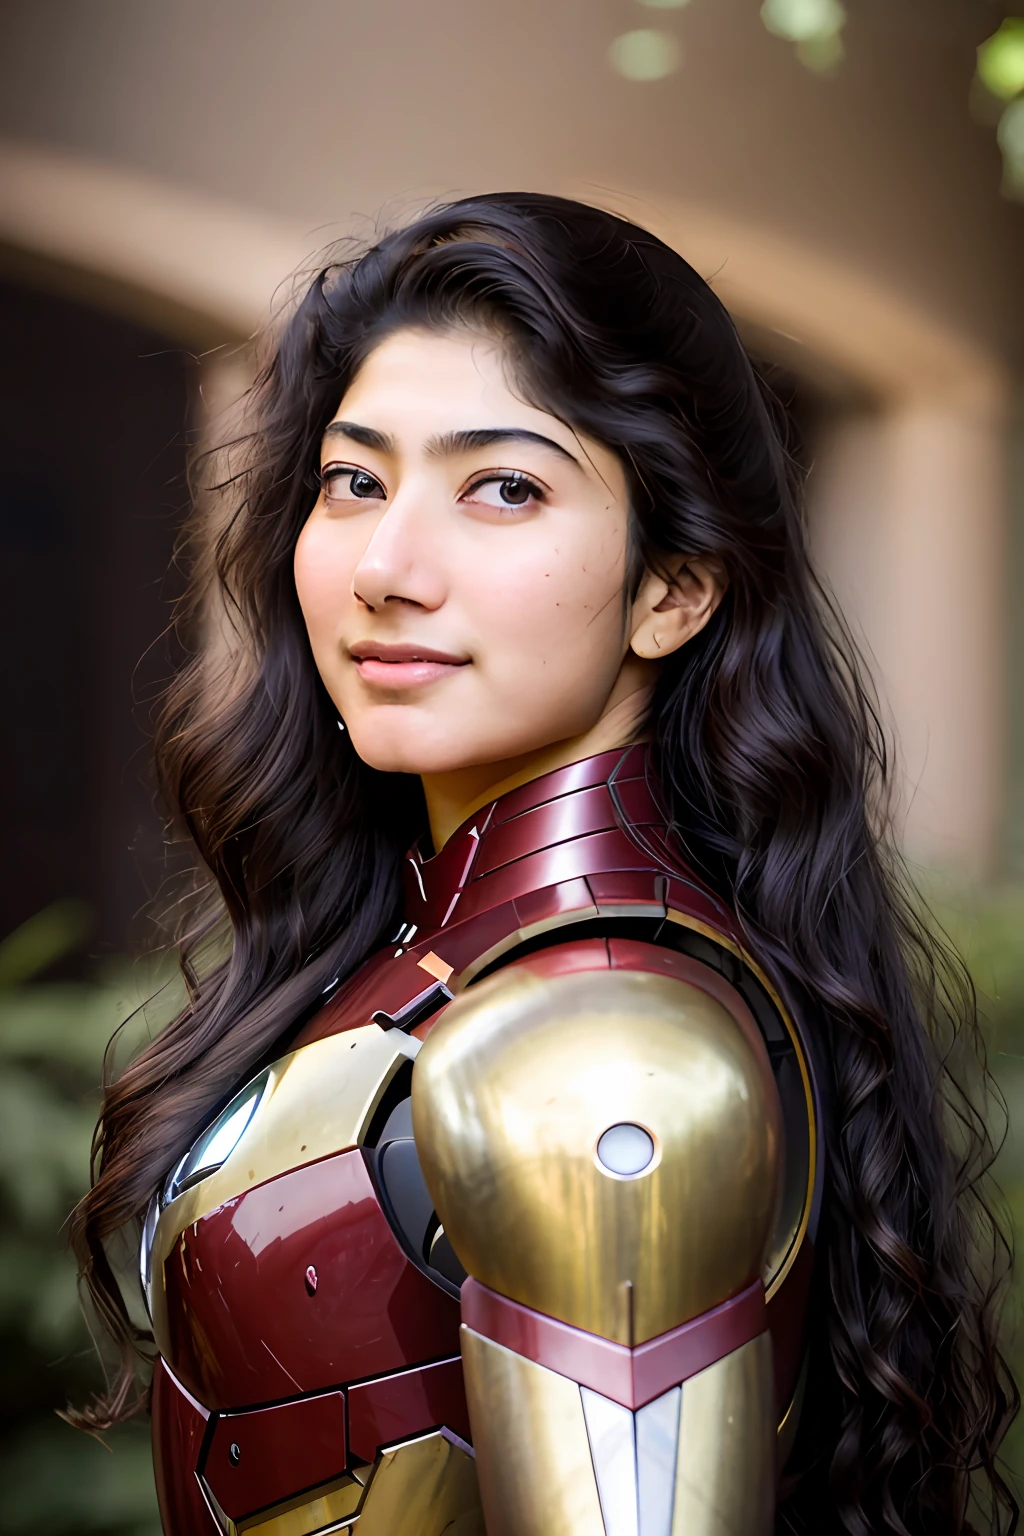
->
xmin=2 ymin=0 xmax=1019 ymax=350
xmin=811 ymin=403 xmax=1009 ymax=871
xmin=1 ymin=0 xmax=1020 ymax=874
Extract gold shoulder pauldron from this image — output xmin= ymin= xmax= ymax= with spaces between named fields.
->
xmin=414 ymin=941 xmax=811 ymax=1535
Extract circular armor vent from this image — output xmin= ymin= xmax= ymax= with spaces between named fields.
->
xmin=596 ymin=1122 xmax=656 ymax=1176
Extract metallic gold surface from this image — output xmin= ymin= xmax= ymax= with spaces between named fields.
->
xmin=461 ymin=1326 xmax=606 ymax=1536
xmin=206 ymin=1433 xmax=482 ymax=1536
xmin=671 ymin=1335 xmax=775 ymax=1535
xmin=663 ymin=907 xmax=818 ymax=1302
xmin=354 ymin=1429 xmax=484 ymax=1536
xmin=151 ymin=1025 xmax=407 ymax=1360
xmin=414 ymin=968 xmax=782 ymax=1344
xmin=204 ymin=1472 xmax=365 ymax=1536
xmin=455 ymin=899 xmax=817 ymax=1307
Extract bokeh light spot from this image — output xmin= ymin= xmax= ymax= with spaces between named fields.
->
xmin=760 ymin=0 xmax=845 ymax=44
xmin=636 ymin=0 xmax=692 ymax=9
xmin=977 ymin=19 xmax=1024 ymax=103
xmin=609 ymin=29 xmax=681 ymax=81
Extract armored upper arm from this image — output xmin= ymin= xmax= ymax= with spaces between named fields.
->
xmin=413 ymin=950 xmax=786 ymax=1536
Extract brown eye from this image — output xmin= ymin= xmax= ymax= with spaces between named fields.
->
xmin=463 ymin=473 xmax=546 ymax=513
xmin=498 ymin=478 xmax=533 ymax=505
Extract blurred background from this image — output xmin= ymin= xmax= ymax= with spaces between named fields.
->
xmin=0 ymin=0 xmax=1022 ymax=1530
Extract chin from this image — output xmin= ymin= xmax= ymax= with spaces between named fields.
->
xmin=346 ymin=720 xmax=484 ymax=777
xmin=346 ymin=712 xmax=535 ymax=778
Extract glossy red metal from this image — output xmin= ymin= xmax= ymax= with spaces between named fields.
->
xmin=584 ymin=868 xmax=663 ymax=910
xmin=398 ymin=745 xmax=716 ymax=936
xmin=202 ymin=1391 xmax=346 ymax=1520
xmin=300 ymin=947 xmax=437 ymax=1047
xmin=347 ymin=1357 xmax=471 ymax=1463
xmin=767 ymin=1235 xmax=815 ymax=1412
xmin=151 ymin=1359 xmax=217 ymax=1535
xmin=470 ymin=781 xmax=659 ymax=881
xmin=449 ymin=829 xmax=654 ymax=926
xmin=300 ymin=751 xmax=740 ymax=1051
xmin=162 ymin=1148 xmax=460 ymax=1409
xmin=510 ymin=874 xmax=596 ymax=931
xmin=487 ymin=744 xmax=648 ymax=825
xmin=502 ymin=936 xmax=612 ymax=979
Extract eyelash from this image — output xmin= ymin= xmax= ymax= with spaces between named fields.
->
xmin=320 ymin=465 xmax=384 ymax=500
xmin=319 ymin=465 xmax=547 ymax=507
xmin=464 ymin=472 xmax=547 ymax=507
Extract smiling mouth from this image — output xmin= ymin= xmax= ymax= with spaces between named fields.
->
xmin=348 ymin=642 xmax=471 ymax=688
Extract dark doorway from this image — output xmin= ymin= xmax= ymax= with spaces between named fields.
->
xmin=0 ymin=278 xmax=193 ymax=959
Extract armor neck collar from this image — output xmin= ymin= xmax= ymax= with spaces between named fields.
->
xmin=402 ymin=743 xmax=673 ymax=938
xmin=302 ymin=742 xmax=741 ymax=1053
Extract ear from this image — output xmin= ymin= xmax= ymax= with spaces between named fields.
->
xmin=628 ymin=553 xmax=728 ymax=661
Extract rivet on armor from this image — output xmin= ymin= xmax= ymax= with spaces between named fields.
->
xmin=228 ymin=1443 xmax=241 ymax=1466
xmin=596 ymin=1123 xmax=655 ymax=1176
xmin=304 ymin=1264 xmax=318 ymax=1295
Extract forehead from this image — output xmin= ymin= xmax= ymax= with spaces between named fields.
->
xmin=329 ymin=327 xmax=556 ymax=436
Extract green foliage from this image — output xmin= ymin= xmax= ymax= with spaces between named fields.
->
xmin=0 ymin=906 xmax=173 ymax=1536
xmin=933 ymin=883 xmax=1024 ymax=1494
xmin=0 ymin=902 xmax=92 ymax=990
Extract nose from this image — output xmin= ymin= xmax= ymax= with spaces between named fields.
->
xmin=351 ymin=492 xmax=446 ymax=613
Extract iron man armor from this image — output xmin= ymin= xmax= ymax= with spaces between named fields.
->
xmin=143 ymin=745 xmax=822 ymax=1536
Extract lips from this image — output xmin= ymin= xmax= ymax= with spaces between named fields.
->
xmin=348 ymin=641 xmax=470 ymax=689
xmin=349 ymin=643 xmax=469 ymax=665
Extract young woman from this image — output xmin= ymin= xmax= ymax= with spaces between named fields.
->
xmin=73 ymin=194 xmax=1015 ymax=1535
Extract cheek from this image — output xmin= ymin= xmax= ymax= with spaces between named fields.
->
xmin=293 ymin=517 xmax=353 ymax=638
xmin=470 ymin=530 xmax=627 ymax=678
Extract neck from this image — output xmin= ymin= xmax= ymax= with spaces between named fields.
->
xmin=420 ymin=670 xmax=654 ymax=851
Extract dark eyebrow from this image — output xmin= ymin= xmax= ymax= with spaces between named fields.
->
xmin=424 ymin=428 xmax=583 ymax=468
xmin=322 ymin=420 xmax=396 ymax=453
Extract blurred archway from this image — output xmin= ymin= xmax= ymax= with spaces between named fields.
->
xmin=0 ymin=141 xmax=1013 ymax=876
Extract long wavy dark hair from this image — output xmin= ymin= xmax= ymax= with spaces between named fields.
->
xmin=71 ymin=193 xmax=1016 ymax=1533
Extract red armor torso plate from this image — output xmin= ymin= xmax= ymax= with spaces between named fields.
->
xmin=146 ymin=746 xmax=820 ymax=1535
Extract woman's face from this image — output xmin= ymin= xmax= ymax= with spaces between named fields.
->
xmin=294 ymin=327 xmax=638 ymax=778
